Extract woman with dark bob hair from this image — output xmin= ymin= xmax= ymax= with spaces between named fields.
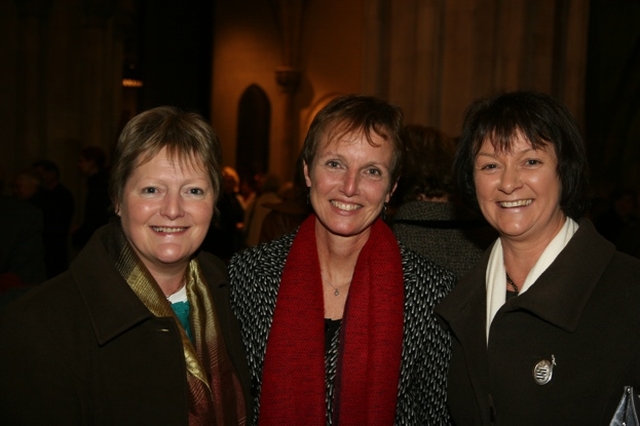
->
xmin=230 ymin=94 xmax=454 ymax=425
xmin=0 ymin=106 xmax=252 ymax=425
xmin=435 ymin=91 xmax=640 ymax=425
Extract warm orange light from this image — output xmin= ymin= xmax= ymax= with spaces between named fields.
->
xmin=122 ymin=79 xmax=143 ymax=88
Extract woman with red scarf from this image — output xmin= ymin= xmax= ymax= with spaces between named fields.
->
xmin=229 ymin=94 xmax=454 ymax=425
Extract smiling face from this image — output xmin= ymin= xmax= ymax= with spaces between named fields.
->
xmin=473 ymin=133 xmax=565 ymax=245
xmin=117 ymin=147 xmax=215 ymax=276
xmin=304 ymin=127 xmax=396 ymax=241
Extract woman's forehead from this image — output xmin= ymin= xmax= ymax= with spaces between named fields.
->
xmin=478 ymin=129 xmax=552 ymax=154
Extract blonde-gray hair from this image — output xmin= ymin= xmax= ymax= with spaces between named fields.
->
xmin=109 ymin=106 xmax=223 ymax=209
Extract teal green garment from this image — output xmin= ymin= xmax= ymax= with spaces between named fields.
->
xmin=170 ymin=300 xmax=193 ymax=343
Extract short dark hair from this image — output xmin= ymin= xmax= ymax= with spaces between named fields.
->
xmin=110 ymin=106 xmax=223 ymax=209
xmin=301 ymin=94 xmax=404 ymax=187
xmin=454 ymin=91 xmax=589 ymax=219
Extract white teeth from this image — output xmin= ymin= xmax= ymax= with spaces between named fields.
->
xmin=499 ymin=199 xmax=532 ymax=208
xmin=331 ymin=200 xmax=361 ymax=211
xmin=152 ymin=227 xmax=186 ymax=233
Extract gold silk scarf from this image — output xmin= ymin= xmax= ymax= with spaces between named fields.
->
xmin=110 ymin=225 xmax=245 ymax=425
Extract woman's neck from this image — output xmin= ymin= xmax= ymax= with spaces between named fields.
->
xmin=315 ymin=227 xmax=368 ymax=277
xmin=315 ymin=222 xmax=370 ymax=320
xmin=144 ymin=262 xmax=189 ymax=297
xmin=501 ymin=215 xmax=567 ymax=284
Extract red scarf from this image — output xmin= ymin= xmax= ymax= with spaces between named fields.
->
xmin=259 ymin=215 xmax=404 ymax=425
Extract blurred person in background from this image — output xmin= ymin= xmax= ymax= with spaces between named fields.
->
xmin=259 ymin=155 xmax=312 ymax=244
xmin=392 ymin=124 xmax=495 ymax=280
xmin=202 ymin=166 xmax=245 ymax=263
xmin=0 ymin=194 xmax=46 ymax=300
xmin=71 ymin=145 xmax=112 ymax=250
xmin=32 ymin=160 xmax=75 ymax=277
xmin=242 ymin=173 xmax=281 ymax=247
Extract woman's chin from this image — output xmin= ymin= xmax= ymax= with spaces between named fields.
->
xmin=150 ymin=248 xmax=191 ymax=267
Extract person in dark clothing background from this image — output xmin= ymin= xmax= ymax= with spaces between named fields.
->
xmin=391 ymin=125 xmax=495 ymax=280
xmin=594 ymin=185 xmax=640 ymax=257
xmin=32 ymin=160 xmax=75 ymax=278
xmin=71 ymin=145 xmax=112 ymax=250
xmin=201 ymin=166 xmax=245 ymax=263
xmin=0 ymin=195 xmax=46 ymax=300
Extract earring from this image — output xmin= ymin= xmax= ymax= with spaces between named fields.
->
xmin=307 ymin=186 xmax=311 ymax=205
xmin=382 ymin=202 xmax=388 ymax=221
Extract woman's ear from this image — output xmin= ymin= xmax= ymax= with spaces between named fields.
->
xmin=386 ymin=180 xmax=399 ymax=203
xmin=303 ymin=160 xmax=312 ymax=188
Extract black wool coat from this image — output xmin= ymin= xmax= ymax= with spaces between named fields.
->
xmin=0 ymin=225 xmax=253 ymax=425
xmin=435 ymin=219 xmax=640 ymax=425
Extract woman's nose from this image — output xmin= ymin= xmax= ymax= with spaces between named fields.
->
xmin=341 ymin=170 xmax=360 ymax=196
xmin=498 ymin=165 xmax=523 ymax=194
xmin=160 ymin=192 xmax=185 ymax=219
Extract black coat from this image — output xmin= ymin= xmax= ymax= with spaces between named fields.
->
xmin=435 ymin=219 xmax=640 ymax=425
xmin=0 ymin=225 xmax=253 ymax=425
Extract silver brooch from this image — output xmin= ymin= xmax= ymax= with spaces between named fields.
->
xmin=533 ymin=354 xmax=556 ymax=385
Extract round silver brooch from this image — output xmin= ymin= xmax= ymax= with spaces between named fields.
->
xmin=533 ymin=356 xmax=556 ymax=385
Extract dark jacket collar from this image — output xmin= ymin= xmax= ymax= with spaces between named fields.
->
xmin=435 ymin=219 xmax=616 ymax=334
xmin=70 ymin=224 xmax=155 ymax=346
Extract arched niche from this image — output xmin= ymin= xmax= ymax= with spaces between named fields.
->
xmin=236 ymin=85 xmax=271 ymax=180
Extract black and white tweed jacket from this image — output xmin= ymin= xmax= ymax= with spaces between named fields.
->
xmin=229 ymin=231 xmax=454 ymax=425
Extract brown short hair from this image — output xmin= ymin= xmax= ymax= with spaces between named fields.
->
xmin=110 ymin=106 xmax=223 ymax=209
xmin=301 ymin=94 xmax=404 ymax=188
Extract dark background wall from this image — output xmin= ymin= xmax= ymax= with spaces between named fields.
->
xmin=1 ymin=0 xmax=639 ymax=205
xmin=136 ymin=0 xmax=214 ymax=117
xmin=585 ymin=0 xmax=640 ymax=193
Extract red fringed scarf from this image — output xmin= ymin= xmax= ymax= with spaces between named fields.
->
xmin=259 ymin=214 xmax=405 ymax=425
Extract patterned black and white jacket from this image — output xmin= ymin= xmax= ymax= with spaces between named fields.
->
xmin=229 ymin=230 xmax=454 ymax=426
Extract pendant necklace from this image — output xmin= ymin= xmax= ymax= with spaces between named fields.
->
xmin=322 ymin=272 xmax=349 ymax=296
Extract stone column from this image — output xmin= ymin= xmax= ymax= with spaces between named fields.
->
xmin=80 ymin=0 xmax=118 ymax=155
xmin=273 ymin=0 xmax=307 ymax=180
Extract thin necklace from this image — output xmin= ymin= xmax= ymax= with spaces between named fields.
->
xmin=506 ymin=273 xmax=519 ymax=294
xmin=321 ymin=272 xmax=349 ymax=296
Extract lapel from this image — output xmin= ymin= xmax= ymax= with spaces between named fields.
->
xmin=435 ymin=245 xmax=493 ymax=405
xmin=498 ymin=219 xmax=615 ymax=332
xmin=436 ymin=220 xmax=615 ymax=334
xmin=70 ymin=226 xmax=153 ymax=346
xmin=434 ymin=219 xmax=617 ymax=408
xmin=196 ymin=251 xmax=230 ymax=327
